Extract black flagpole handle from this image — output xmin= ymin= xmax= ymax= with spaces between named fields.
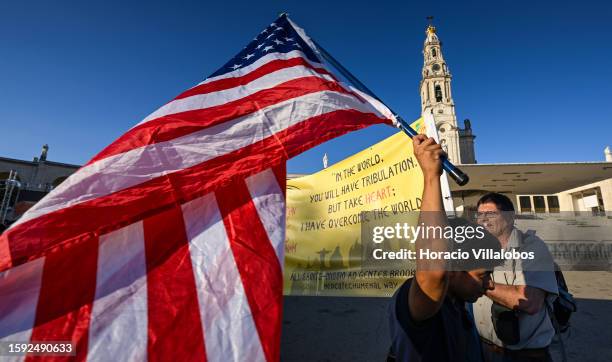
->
xmin=311 ymin=40 xmax=469 ymax=186
xmin=396 ymin=116 xmax=469 ymax=186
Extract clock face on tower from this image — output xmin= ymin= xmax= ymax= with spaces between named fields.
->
xmin=432 ymin=64 xmax=441 ymax=72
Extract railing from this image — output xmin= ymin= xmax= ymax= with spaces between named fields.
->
xmin=0 ymin=170 xmax=21 ymax=225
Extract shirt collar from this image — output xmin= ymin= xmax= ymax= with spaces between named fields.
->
xmin=506 ymin=227 xmax=521 ymax=249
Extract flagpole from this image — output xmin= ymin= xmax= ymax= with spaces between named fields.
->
xmin=312 ymin=41 xmax=469 ymax=186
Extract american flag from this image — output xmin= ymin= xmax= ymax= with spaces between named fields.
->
xmin=0 ymin=14 xmax=394 ymax=361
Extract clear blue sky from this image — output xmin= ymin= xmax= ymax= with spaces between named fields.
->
xmin=1 ymin=0 xmax=610 ymax=174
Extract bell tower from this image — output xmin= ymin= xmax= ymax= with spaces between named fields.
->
xmin=419 ymin=22 xmax=476 ymax=164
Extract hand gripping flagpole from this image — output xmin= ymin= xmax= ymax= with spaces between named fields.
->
xmin=313 ymin=41 xmax=470 ymax=186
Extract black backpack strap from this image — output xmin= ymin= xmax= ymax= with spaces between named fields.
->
xmin=386 ymin=346 xmax=396 ymax=361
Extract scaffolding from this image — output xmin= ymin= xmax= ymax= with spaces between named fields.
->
xmin=0 ymin=170 xmax=21 ymax=225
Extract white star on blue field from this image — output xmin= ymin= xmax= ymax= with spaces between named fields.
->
xmin=208 ymin=15 xmax=319 ymax=78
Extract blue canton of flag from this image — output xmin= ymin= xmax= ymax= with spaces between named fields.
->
xmin=0 ymin=12 xmax=396 ymax=362
xmin=210 ymin=14 xmax=321 ymax=78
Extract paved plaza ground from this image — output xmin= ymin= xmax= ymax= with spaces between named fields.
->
xmin=281 ymin=271 xmax=612 ymax=361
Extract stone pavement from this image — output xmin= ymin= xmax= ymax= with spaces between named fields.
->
xmin=281 ymin=271 xmax=612 ymax=361
xmin=549 ymin=271 xmax=612 ymax=362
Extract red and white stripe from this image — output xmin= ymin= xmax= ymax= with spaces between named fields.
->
xmin=0 ymin=20 xmax=392 ymax=361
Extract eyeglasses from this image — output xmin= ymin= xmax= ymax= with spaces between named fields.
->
xmin=476 ymin=211 xmax=501 ymax=219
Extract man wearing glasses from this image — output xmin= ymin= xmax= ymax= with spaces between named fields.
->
xmin=472 ymin=193 xmax=558 ymax=362
xmin=388 ymin=136 xmax=503 ymax=362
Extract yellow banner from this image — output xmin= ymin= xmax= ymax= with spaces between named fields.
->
xmin=285 ymin=118 xmax=430 ymax=297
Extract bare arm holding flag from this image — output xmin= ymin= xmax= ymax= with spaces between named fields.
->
xmin=408 ymin=134 xmax=451 ymax=321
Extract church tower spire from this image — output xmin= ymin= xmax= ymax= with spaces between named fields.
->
xmin=419 ymin=22 xmax=476 ymax=164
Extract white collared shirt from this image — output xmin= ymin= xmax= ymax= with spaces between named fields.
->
xmin=473 ymin=228 xmax=559 ymax=349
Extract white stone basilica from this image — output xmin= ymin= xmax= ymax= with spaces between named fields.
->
xmin=420 ymin=25 xmax=476 ymax=165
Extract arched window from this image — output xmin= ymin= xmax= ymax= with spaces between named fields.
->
xmin=431 ymin=48 xmax=437 ymax=57
xmin=435 ymin=85 xmax=443 ymax=102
